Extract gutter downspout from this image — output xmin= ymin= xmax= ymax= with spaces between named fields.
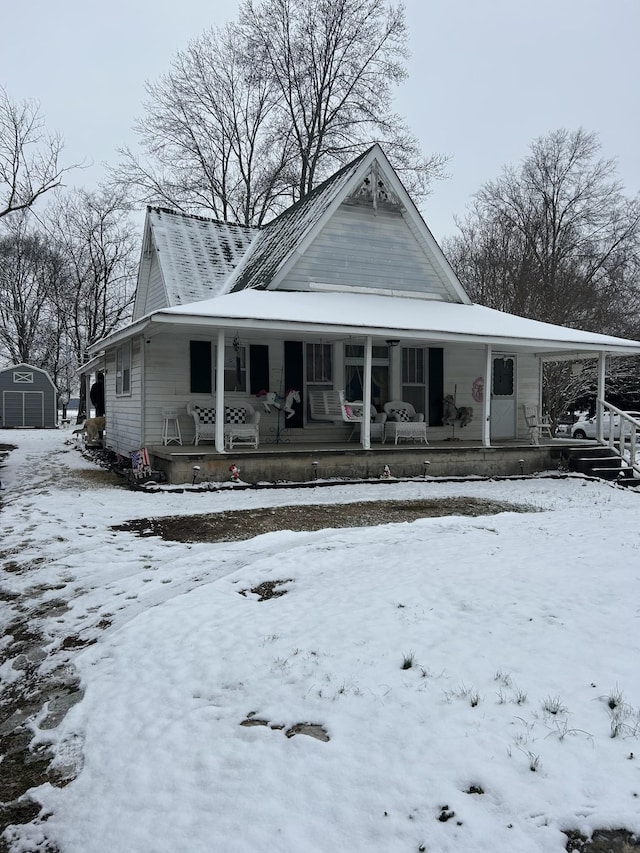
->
xmin=215 ymin=330 xmax=225 ymax=453
xmin=139 ymin=335 xmax=145 ymax=447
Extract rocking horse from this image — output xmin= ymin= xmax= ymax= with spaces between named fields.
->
xmin=443 ymin=394 xmax=474 ymax=428
xmin=256 ymin=388 xmax=300 ymax=419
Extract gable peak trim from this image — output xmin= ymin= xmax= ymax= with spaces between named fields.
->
xmin=346 ymin=159 xmax=402 ymax=211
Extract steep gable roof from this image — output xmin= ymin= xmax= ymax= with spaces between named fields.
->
xmin=133 ymin=207 xmax=257 ymax=318
xmin=227 ymin=144 xmax=471 ymax=304
xmin=133 ymin=145 xmax=471 ymax=319
xmin=226 ymin=148 xmax=371 ymax=293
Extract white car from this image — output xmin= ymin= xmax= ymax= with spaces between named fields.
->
xmin=571 ymin=411 xmax=640 ymax=440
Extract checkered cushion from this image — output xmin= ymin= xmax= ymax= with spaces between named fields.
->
xmin=390 ymin=408 xmax=411 ymax=422
xmin=195 ymin=406 xmax=216 ymax=423
xmin=225 ymin=406 xmax=246 ymax=424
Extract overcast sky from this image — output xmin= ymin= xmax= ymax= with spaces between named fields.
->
xmin=3 ymin=0 xmax=639 ymax=241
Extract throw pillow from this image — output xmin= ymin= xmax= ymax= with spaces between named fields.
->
xmin=225 ymin=407 xmax=247 ymax=424
xmin=195 ymin=406 xmax=216 ymax=423
xmin=390 ymin=408 xmax=411 ymax=422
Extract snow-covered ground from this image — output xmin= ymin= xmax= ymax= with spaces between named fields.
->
xmin=1 ymin=428 xmax=640 ymax=853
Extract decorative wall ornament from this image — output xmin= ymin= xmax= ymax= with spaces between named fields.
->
xmin=347 ymin=163 xmax=401 ymax=210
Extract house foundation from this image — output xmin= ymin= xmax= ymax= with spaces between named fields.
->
xmin=148 ymin=441 xmax=569 ymax=486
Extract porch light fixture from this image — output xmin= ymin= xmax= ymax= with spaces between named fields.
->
xmin=386 ymin=339 xmax=400 ymax=347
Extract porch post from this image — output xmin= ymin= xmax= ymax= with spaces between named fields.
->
xmin=215 ymin=329 xmax=226 ymax=453
xmin=362 ymin=335 xmax=372 ymax=449
xmin=596 ymin=352 xmax=607 ymax=443
xmin=84 ymin=373 xmax=92 ymax=418
xmin=482 ymin=345 xmax=492 ymax=447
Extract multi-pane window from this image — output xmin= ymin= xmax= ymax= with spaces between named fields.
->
xmin=306 ymin=343 xmax=332 ymax=383
xmin=401 ymin=347 xmax=425 ymax=414
xmin=402 ymin=347 xmax=425 ymax=384
xmin=116 ymin=342 xmax=131 ymax=395
xmin=344 ymin=344 xmax=389 ymax=408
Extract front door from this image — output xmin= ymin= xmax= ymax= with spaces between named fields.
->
xmin=491 ymin=354 xmax=516 ymax=439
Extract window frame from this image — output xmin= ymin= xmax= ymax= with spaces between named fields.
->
xmin=305 ymin=343 xmax=333 ymax=384
xmin=224 ymin=343 xmax=247 ymax=393
xmin=115 ymin=341 xmax=132 ymax=396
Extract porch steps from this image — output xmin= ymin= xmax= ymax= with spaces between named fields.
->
xmin=562 ymin=445 xmax=640 ymax=486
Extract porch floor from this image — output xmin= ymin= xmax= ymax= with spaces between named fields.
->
xmin=147 ymin=437 xmax=580 ymax=485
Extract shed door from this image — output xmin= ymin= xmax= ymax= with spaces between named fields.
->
xmin=3 ymin=391 xmax=45 ymax=427
xmin=490 ymin=355 xmax=516 ymax=439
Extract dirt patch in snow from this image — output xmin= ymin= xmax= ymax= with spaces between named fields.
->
xmin=112 ymin=496 xmax=536 ymax=543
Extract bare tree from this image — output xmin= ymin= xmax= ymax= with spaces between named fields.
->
xmin=243 ymin=0 xmax=447 ymax=201
xmin=447 ymin=129 xmax=640 ymax=332
xmin=0 ymin=216 xmax=68 ymax=366
xmin=112 ymin=24 xmax=290 ymax=225
xmin=47 ymin=188 xmax=138 ymax=366
xmin=41 ymin=188 xmax=138 ymax=419
xmin=112 ymin=0 xmax=447 ymax=223
xmin=444 ymin=128 xmax=640 ymax=422
xmin=0 ymin=87 xmax=76 ymax=219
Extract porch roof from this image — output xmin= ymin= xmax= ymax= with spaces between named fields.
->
xmin=152 ymin=289 xmax=640 ymax=356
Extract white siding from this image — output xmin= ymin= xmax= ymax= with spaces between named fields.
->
xmin=435 ymin=348 xmax=540 ymax=442
xmin=143 ymin=252 xmax=167 ymax=316
xmin=105 ymin=332 xmax=543 ymax=456
xmin=421 ymin=345 xmax=485 ymax=442
xmin=281 ymin=205 xmax=453 ymax=299
xmin=104 ymin=342 xmax=143 ymax=456
xmin=143 ymin=334 xmax=195 ymax=446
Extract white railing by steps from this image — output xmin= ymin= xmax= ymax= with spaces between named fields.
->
xmin=596 ymin=399 xmax=640 ymax=477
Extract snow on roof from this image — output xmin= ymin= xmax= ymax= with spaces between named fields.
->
xmin=228 ymin=149 xmax=372 ymax=293
xmin=148 ymin=208 xmax=257 ymax=305
xmin=159 ymin=289 xmax=640 ymax=353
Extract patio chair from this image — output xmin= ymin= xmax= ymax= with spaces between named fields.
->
xmin=522 ymin=404 xmax=553 ymax=445
xmin=353 ymin=405 xmax=387 ymax=442
xmin=383 ymin=401 xmax=428 ymax=445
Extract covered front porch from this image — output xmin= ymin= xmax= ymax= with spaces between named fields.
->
xmin=148 ymin=437 xmax=574 ymax=485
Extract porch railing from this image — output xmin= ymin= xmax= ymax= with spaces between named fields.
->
xmin=596 ymin=399 xmax=640 ymax=475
